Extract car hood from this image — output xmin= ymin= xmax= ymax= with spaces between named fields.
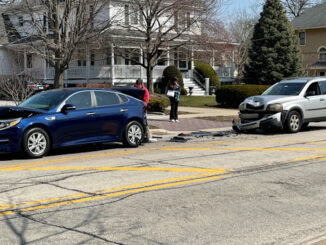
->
xmin=244 ymin=95 xmax=300 ymax=107
xmin=0 ymin=106 xmax=46 ymax=120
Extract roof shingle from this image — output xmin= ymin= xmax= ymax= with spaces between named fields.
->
xmin=292 ymin=3 xmax=326 ymax=30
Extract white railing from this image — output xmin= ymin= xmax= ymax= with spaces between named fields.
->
xmin=27 ymin=65 xmax=167 ymax=81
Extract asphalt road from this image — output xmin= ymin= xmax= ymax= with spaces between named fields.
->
xmin=2 ymin=124 xmax=326 ymax=244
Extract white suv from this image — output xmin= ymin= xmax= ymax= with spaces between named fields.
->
xmin=233 ymin=77 xmax=326 ymax=133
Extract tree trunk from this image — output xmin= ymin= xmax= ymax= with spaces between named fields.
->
xmin=146 ymin=66 xmax=154 ymax=93
xmin=54 ymin=63 xmax=65 ymax=89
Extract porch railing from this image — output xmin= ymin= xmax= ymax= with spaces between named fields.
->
xmin=27 ymin=65 xmax=167 ymax=81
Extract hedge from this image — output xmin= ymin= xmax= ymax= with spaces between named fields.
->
xmin=215 ymin=85 xmax=270 ymax=108
xmin=160 ymin=65 xmax=184 ymax=92
xmin=194 ymin=61 xmax=220 ymax=87
xmin=148 ymin=93 xmax=169 ymax=112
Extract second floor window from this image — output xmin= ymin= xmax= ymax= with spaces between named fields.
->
xmin=319 ymin=47 xmax=326 ymax=61
xmin=299 ymin=32 xmax=305 ymax=45
xmin=124 ymin=4 xmax=141 ymax=26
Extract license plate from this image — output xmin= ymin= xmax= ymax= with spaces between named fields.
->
xmin=240 ymin=113 xmax=259 ymax=119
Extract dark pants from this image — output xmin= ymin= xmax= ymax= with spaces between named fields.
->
xmin=169 ymin=97 xmax=179 ymax=120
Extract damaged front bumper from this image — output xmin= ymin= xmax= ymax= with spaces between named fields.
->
xmin=232 ymin=112 xmax=283 ymax=132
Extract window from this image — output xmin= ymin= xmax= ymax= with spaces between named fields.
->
xmin=157 ymin=50 xmax=166 ymax=66
xmin=43 ymin=13 xmax=47 ymax=32
xmin=66 ymin=92 xmax=92 ymax=109
xmin=319 ymin=81 xmax=326 ymax=94
xmin=106 ymin=48 xmax=112 ymax=65
xmin=27 ymin=54 xmax=33 ymax=68
xmin=95 ymin=91 xmax=120 ymax=107
xmin=124 ymin=5 xmax=129 ymax=26
xmin=318 ymin=47 xmax=326 ymax=61
xmin=130 ymin=5 xmax=139 ymax=25
xmin=299 ymin=32 xmax=305 ymax=45
xmin=18 ymin=16 xmax=24 ymax=26
xmin=90 ymin=51 xmax=95 ymax=66
xmin=306 ymin=82 xmax=321 ymax=96
xmin=78 ymin=50 xmax=86 ymax=66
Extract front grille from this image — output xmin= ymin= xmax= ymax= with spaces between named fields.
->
xmin=246 ymin=104 xmax=264 ymax=110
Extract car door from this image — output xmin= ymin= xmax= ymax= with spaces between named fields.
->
xmin=93 ymin=91 xmax=128 ymax=141
xmin=302 ymin=82 xmax=325 ymax=120
xmin=318 ymin=81 xmax=326 ymax=120
xmin=53 ymin=91 xmax=98 ymax=146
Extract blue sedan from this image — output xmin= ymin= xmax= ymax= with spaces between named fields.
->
xmin=0 ymin=88 xmax=147 ymax=158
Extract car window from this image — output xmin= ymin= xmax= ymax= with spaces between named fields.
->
xmin=118 ymin=94 xmax=129 ymax=103
xmin=319 ymin=81 xmax=326 ymax=94
xmin=66 ymin=91 xmax=92 ymax=109
xmin=305 ymin=82 xmax=321 ymax=96
xmin=95 ymin=91 xmax=120 ymax=107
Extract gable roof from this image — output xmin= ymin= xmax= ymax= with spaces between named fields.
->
xmin=292 ymin=3 xmax=326 ymax=30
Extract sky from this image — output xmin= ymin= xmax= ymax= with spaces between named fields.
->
xmin=223 ymin=0 xmax=264 ymax=18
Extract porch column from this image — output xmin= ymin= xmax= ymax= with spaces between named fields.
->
xmin=43 ymin=48 xmax=47 ymax=82
xmin=64 ymin=69 xmax=68 ymax=87
xmin=141 ymin=48 xmax=144 ymax=79
xmin=167 ymin=47 xmax=170 ymax=66
xmin=86 ymin=44 xmax=90 ymax=85
xmin=212 ymin=50 xmax=215 ymax=67
xmin=111 ymin=43 xmax=115 ymax=85
xmin=24 ymin=50 xmax=27 ymax=73
xmin=190 ymin=46 xmax=194 ymax=79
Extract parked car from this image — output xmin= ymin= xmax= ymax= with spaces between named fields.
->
xmin=0 ymin=88 xmax=147 ymax=158
xmin=26 ymin=80 xmax=51 ymax=92
xmin=233 ymin=77 xmax=326 ymax=133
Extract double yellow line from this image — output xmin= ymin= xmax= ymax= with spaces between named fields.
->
xmin=0 ymin=167 xmax=230 ymax=216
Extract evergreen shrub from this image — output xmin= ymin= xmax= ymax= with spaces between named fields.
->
xmin=160 ymin=65 xmax=184 ymax=92
xmin=194 ymin=61 xmax=220 ymax=87
xmin=215 ymin=85 xmax=270 ymax=108
xmin=148 ymin=94 xmax=169 ymax=112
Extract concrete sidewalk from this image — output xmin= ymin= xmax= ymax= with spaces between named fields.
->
xmin=148 ymin=106 xmax=238 ymax=137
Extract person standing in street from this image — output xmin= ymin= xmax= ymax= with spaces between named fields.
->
xmin=166 ymin=77 xmax=181 ymax=122
xmin=132 ymin=78 xmax=156 ymax=142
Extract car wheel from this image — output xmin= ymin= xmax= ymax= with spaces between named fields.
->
xmin=23 ymin=128 xmax=50 ymax=158
xmin=123 ymin=121 xmax=144 ymax=147
xmin=285 ymin=111 xmax=302 ymax=133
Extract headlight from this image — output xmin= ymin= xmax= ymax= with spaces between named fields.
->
xmin=239 ymin=103 xmax=245 ymax=111
xmin=266 ymin=104 xmax=283 ymax=112
xmin=0 ymin=118 xmax=22 ymax=131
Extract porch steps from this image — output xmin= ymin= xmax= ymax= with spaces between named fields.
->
xmin=183 ymin=78 xmax=206 ymax=96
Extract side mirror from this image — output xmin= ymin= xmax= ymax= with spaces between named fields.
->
xmin=61 ymin=104 xmax=76 ymax=113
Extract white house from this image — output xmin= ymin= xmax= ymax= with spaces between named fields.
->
xmin=0 ymin=1 xmax=237 ymax=95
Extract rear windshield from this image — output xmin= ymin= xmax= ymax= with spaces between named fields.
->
xmin=262 ymin=83 xmax=305 ymax=96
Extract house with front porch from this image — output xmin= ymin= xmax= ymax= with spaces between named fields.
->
xmin=0 ymin=1 xmax=237 ymax=95
xmin=292 ymin=2 xmax=326 ymax=77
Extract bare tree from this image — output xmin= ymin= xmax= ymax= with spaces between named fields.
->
xmin=110 ymin=0 xmax=222 ymax=93
xmin=5 ymin=0 xmax=114 ymax=88
xmin=229 ymin=9 xmax=258 ymax=82
xmin=0 ymin=75 xmax=34 ymax=105
xmin=282 ymin=0 xmax=320 ymax=17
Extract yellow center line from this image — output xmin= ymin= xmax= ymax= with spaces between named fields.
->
xmin=0 ymin=170 xmax=230 ymax=216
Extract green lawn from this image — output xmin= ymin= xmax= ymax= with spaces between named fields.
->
xmin=179 ymin=95 xmax=217 ymax=107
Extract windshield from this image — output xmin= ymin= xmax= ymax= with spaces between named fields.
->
xmin=262 ymin=83 xmax=305 ymax=96
xmin=19 ymin=90 xmax=69 ymax=111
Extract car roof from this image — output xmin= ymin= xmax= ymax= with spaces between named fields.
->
xmin=280 ymin=77 xmax=326 ymax=84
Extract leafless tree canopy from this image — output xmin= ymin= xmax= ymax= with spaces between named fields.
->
xmin=229 ymin=9 xmax=258 ymax=82
xmin=282 ymin=0 xmax=318 ymax=17
xmin=112 ymin=0 xmax=222 ymax=93
xmin=6 ymin=0 xmax=113 ymax=88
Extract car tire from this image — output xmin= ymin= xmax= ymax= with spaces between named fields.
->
xmin=23 ymin=127 xmax=50 ymax=158
xmin=123 ymin=121 xmax=144 ymax=147
xmin=285 ymin=111 xmax=302 ymax=133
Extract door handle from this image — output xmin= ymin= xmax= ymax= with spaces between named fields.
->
xmin=120 ymin=109 xmax=128 ymax=112
xmin=320 ymin=99 xmax=325 ymax=101
xmin=86 ymin=112 xmax=95 ymax=116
